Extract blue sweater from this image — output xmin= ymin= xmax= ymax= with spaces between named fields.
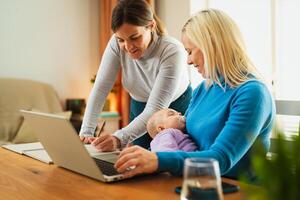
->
xmin=156 ymin=79 xmax=275 ymax=178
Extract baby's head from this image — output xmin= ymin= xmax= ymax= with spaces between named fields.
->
xmin=147 ymin=108 xmax=186 ymax=138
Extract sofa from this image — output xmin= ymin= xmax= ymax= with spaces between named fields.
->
xmin=0 ymin=78 xmax=66 ymax=145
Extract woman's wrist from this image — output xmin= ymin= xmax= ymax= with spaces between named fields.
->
xmin=152 ymin=152 xmax=159 ymax=172
xmin=112 ymin=136 xmax=121 ymax=149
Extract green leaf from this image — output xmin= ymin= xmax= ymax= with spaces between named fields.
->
xmin=245 ymin=128 xmax=300 ymax=200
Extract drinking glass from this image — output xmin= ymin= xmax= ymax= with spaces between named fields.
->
xmin=180 ymin=158 xmax=223 ymax=200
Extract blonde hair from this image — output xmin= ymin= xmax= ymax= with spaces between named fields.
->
xmin=182 ymin=9 xmax=261 ymax=88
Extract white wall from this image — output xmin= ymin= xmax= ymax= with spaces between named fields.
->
xmin=155 ymin=0 xmax=190 ymax=40
xmin=156 ymin=0 xmax=204 ymax=89
xmin=0 ymin=0 xmax=100 ymax=106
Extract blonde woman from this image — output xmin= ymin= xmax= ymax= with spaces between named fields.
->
xmin=114 ymin=9 xmax=275 ymax=180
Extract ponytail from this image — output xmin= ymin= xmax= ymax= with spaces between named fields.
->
xmin=153 ymin=13 xmax=167 ymax=36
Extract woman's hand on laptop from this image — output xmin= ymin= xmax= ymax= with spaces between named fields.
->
xmin=91 ymin=134 xmax=121 ymax=152
xmin=114 ymin=146 xmax=158 ymax=178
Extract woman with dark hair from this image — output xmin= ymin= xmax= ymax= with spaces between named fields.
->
xmin=80 ymin=0 xmax=192 ymax=151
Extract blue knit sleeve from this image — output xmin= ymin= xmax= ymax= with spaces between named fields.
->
xmin=156 ymin=81 xmax=275 ymax=176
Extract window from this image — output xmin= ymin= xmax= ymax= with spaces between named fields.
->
xmin=190 ymin=0 xmax=273 ymax=89
xmin=190 ymin=0 xmax=300 ymax=137
xmin=189 ymin=0 xmax=300 ymax=100
xmin=276 ymin=0 xmax=300 ymax=100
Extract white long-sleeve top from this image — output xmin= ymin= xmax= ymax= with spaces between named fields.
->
xmin=80 ymin=32 xmax=190 ymax=147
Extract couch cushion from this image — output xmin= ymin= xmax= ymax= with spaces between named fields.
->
xmin=0 ymin=78 xmax=63 ymax=142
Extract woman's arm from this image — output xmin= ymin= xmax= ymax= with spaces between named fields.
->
xmin=80 ymin=36 xmax=121 ymax=137
xmin=157 ymin=82 xmax=275 ymax=175
xmin=115 ymin=82 xmax=275 ymax=177
xmin=113 ymin=43 xmax=189 ymax=147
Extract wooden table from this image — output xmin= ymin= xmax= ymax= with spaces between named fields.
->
xmin=0 ymin=148 xmax=244 ymax=200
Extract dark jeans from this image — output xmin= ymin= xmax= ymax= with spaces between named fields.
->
xmin=130 ymin=85 xmax=192 ymax=149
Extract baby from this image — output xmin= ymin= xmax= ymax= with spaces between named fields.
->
xmin=147 ymin=108 xmax=197 ymax=152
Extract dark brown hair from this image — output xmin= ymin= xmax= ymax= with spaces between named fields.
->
xmin=111 ymin=0 xmax=167 ymax=36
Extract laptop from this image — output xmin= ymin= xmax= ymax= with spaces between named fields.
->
xmin=20 ymin=110 xmax=124 ymax=182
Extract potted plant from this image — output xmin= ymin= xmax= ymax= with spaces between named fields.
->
xmin=245 ymin=128 xmax=300 ymax=200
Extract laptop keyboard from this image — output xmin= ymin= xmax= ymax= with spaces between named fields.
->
xmin=93 ymin=158 xmax=120 ymax=176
